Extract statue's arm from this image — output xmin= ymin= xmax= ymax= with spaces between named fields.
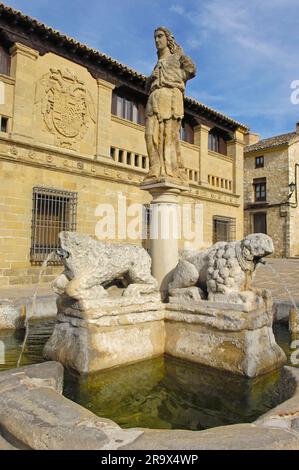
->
xmin=180 ymin=54 xmax=196 ymax=81
xmin=145 ymin=65 xmax=159 ymax=93
xmin=145 ymin=75 xmax=153 ymax=94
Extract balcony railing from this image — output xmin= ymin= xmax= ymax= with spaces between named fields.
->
xmin=110 ymin=146 xmax=149 ymax=171
xmin=208 ymin=174 xmax=232 ymax=191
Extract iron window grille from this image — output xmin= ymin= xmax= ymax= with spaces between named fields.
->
xmin=30 ymin=186 xmax=77 ymax=264
xmin=213 ymin=216 xmax=236 ymax=244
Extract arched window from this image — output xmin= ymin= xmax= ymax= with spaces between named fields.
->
xmin=0 ymin=44 xmax=10 ymax=76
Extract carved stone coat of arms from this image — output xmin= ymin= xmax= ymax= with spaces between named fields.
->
xmin=36 ymin=68 xmax=96 ymax=148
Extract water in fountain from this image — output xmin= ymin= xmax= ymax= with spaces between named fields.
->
xmin=17 ymin=251 xmax=56 ymax=367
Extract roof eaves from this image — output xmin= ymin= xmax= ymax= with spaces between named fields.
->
xmin=0 ymin=2 xmax=249 ymax=131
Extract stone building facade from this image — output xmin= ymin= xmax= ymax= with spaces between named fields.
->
xmin=0 ymin=4 xmax=247 ymax=287
xmin=244 ymin=125 xmax=299 ymax=257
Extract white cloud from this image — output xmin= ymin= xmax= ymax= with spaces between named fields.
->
xmin=170 ymin=4 xmax=185 ymax=15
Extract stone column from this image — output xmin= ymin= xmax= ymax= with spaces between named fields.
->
xmin=96 ymin=78 xmax=115 ymax=159
xmin=10 ymin=43 xmax=39 ymax=142
xmin=227 ymin=129 xmax=245 ymax=237
xmin=194 ymin=124 xmax=211 ymax=186
xmin=141 ymin=180 xmax=188 ymax=299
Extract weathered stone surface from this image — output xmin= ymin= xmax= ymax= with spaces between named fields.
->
xmin=44 ymin=315 xmax=165 ymax=374
xmin=145 ymin=27 xmax=195 ymax=182
xmin=255 ymin=367 xmax=299 ymax=429
xmin=0 ymin=433 xmax=18 ymax=450
xmin=0 ymin=301 xmax=24 ymax=329
xmin=164 ymin=318 xmax=286 ymax=378
xmin=121 ymin=424 xmax=299 ymax=450
xmin=44 ymin=231 xmax=284 ymax=377
xmin=1 ymin=362 xmax=299 ymax=450
xmin=0 ymin=362 xmax=142 ymax=450
xmin=44 ymin=231 xmax=163 ymax=373
xmin=53 ymin=231 xmax=159 ymax=313
xmin=169 ymin=233 xmax=274 ymax=310
xmin=0 ymin=361 xmax=64 ymax=394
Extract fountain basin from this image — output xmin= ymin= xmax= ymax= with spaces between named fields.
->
xmin=0 ymin=360 xmax=299 ymax=450
xmin=44 ymin=299 xmax=286 ymax=377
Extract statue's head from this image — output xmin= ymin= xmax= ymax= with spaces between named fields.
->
xmin=242 ymin=233 xmax=274 ymax=262
xmin=154 ymin=27 xmax=180 ymax=55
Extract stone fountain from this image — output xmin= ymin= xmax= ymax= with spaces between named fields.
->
xmin=44 ymin=231 xmax=286 ymax=377
xmin=44 ymin=26 xmax=285 ymax=377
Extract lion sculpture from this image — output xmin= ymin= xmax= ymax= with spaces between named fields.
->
xmin=169 ymin=233 xmax=274 ymax=308
xmin=53 ymin=232 xmax=158 ymax=305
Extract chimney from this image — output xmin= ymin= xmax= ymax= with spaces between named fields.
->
xmin=244 ymin=132 xmax=260 ymax=146
xmin=296 ymin=122 xmax=299 ymax=133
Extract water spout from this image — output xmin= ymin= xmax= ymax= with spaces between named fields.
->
xmin=17 ymin=251 xmax=56 ymax=367
xmin=257 ymin=258 xmax=266 ymax=265
xmin=56 ymin=247 xmax=69 ymax=259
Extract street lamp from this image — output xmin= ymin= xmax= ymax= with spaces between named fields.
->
xmin=288 ymin=164 xmax=299 ymax=208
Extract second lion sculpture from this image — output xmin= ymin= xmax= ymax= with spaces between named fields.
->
xmin=169 ymin=233 xmax=274 ymax=307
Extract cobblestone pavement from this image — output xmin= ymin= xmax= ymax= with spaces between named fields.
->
xmin=253 ymin=258 xmax=299 ymax=304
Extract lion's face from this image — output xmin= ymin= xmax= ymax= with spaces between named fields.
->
xmin=242 ymin=233 xmax=274 ymax=260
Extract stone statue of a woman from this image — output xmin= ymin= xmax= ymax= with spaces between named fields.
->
xmin=145 ymin=27 xmax=196 ymax=181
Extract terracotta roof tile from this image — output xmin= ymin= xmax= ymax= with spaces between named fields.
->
xmin=245 ymin=132 xmax=297 ymax=153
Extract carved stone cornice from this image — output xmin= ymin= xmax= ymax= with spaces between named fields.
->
xmin=0 ymin=137 xmax=240 ymax=207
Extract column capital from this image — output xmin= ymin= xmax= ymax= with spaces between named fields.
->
xmin=194 ymin=123 xmax=211 ymax=133
xmin=9 ymin=43 xmax=39 ymax=60
xmin=96 ymin=77 xmax=116 ymax=91
xmin=227 ymin=138 xmax=245 ymax=147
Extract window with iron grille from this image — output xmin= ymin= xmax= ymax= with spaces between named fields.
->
xmin=213 ymin=216 xmax=236 ymax=244
xmin=30 ymin=187 xmax=77 ymax=264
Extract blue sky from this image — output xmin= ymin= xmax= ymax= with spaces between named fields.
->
xmin=5 ymin=0 xmax=299 ymax=138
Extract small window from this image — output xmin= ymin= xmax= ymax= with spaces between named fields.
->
xmin=0 ymin=45 xmax=10 ymax=76
xmin=213 ymin=216 xmax=236 ymax=243
xmin=253 ymin=178 xmax=266 ymax=202
xmin=0 ymin=116 xmax=8 ymax=132
xmin=255 ymin=156 xmax=264 ymax=168
xmin=30 ymin=187 xmax=77 ymax=264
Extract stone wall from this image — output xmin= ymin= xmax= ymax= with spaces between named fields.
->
xmin=244 ymin=146 xmax=290 ymax=257
xmin=288 ymin=139 xmax=299 ymax=257
xmin=0 ymin=42 xmax=245 ymax=286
